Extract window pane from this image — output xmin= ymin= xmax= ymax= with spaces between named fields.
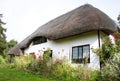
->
xmin=72 ymin=47 xmax=78 ymax=59
xmin=83 ymin=45 xmax=89 ymax=58
xmin=78 ymin=47 xmax=82 ymax=58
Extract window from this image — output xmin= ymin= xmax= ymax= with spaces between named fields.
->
xmin=72 ymin=44 xmax=90 ymax=63
xmin=33 ymin=37 xmax=47 ymax=45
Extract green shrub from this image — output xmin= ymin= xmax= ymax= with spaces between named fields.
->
xmin=92 ymin=36 xmax=114 ymax=65
xmin=93 ymin=35 xmax=120 ymax=81
xmin=26 ymin=48 xmax=52 ymax=76
xmin=27 ymin=58 xmax=77 ymax=81
xmin=27 ymin=56 xmax=102 ymax=81
xmin=13 ymin=55 xmax=34 ymax=69
xmin=75 ymin=65 xmax=103 ymax=81
xmin=102 ymin=52 xmax=120 ymax=81
xmin=0 ymin=55 xmax=5 ymax=64
xmin=50 ymin=58 xmax=77 ymax=81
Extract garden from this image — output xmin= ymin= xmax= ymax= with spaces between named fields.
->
xmin=0 ymin=34 xmax=120 ymax=81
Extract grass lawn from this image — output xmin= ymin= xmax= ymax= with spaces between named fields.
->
xmin=0 ymin=67 xmax=56 ymax=81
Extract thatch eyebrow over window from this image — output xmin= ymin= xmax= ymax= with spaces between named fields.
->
xmin=33 ymin=37 xmax=47 ymax=45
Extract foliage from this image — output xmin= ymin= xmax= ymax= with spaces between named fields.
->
xmin=0 ymin=55 xmax=5 ymax=64
xmin=27 ymin=57 xmax=101 ymax=81
xmin=50 ymin=59 xmax=77 ymax=81
xmin=102 ymin=52 xmax=120 ymax=81
xmin=7 ymin=39 xmax=18 ymax=49
xmin=92 ymin=36 xmax=114 ymax=65
xmin=0 ymin=14 xmax=7 ymax=58
xmin=5 ymin=39 xmax=18 ymax=57
xmin=117 ymin=14 xmax=120 ymax=26
xmin=0 ymin=14 xmax=17 ymax=58
xmin=93 ymin=34 xmax=120 ymax=81
xmin=13 ymin=55 xmax=34 ymax=69
xmin=0 ymin=47 xmax=103 ymax=81
xmin=26 ymin=48 xmax=52 ymax=76
xmin=26 ymin=48 xmax=102 ymax=81
xmin=0 ymin=14 xmax=6 ymax=39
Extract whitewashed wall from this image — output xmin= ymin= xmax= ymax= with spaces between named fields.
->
xmin=25 ymin=31 xmax=103 ymax=70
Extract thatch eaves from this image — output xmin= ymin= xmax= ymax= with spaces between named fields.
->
xmin=8 ymin=45 xmax=23 ymax=55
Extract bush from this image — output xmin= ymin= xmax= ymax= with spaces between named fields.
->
xmin=0 ymin=55 xmax=5 ymax=64
xmin=26 ymin=48 xmax=52 ymax=76
xmin=13 ymin=55 xmax=34 ymax=69
xmin=24 ymin=48 xmax=103 ymax=81
xmin=93 ymin=35 xmax=120 ymax=81
xmin=75 ymin=65 xmax=103 ymax=81
xmin=50 ymin=58 xmax=77 ymax=81
xmin=102 ymin=52 xmax=120 ymax=81
xmin=27 ymin=56 xmax=102 ymax=81
xmin=92 ymin=36 xmax=114 ymax=65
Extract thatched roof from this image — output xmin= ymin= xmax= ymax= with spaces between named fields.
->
xmin=8 ymin=45 xmax=23 ymax=55
xmin=8 ymin=4 xmax=118 ymax=55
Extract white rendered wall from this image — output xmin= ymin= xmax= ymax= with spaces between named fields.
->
xmin=25 ymin=31 xmax=102 ymax=70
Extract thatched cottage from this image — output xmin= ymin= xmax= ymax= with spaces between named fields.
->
xmin=8 ymin=4 xmax=118 ymax=69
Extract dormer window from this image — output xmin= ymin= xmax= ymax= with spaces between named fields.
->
xmin=33 ymin=37 xmax=47 ymax=45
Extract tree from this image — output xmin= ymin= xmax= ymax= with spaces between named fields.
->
xmin=4 ymin=39 xmax=17 ymax=57
xmin=117 ymin=14 xmax=120 ymax=26
xmin=5 ymin=39 xmax=18 ymax=53
xmin=7 ymin=39 xmax=18 ymax=48
xmin=0 ymin=14 xmax=7 ymax=57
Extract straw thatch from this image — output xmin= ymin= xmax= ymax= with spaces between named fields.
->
xmin=8 ymin=45 xmax=23 ymax=55
xmin=8 ymin=4 xmax=118 ymax=55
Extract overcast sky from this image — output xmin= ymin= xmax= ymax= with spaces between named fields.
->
xmin=0 ymin=0 xmax=120 ymax=43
